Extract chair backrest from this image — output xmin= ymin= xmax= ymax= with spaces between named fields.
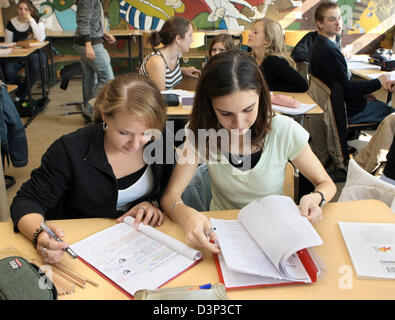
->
xmin=59 ymin=62 xmax=82 ymax=91
xmin=284 ymin=30 xmax=310 ymax=48
xmin=241 ymin=30 xmax=250 ymax=46
xmin=0 ymin=149 xmax=10 ymax=222
xmin=296 ymin=61 xmax=309 ymax=81
xmin=307 ymin=75 xmax=349 ymax=170
xmin=338 ymin=159 xmax=395 ymax=212
xmin=284 ymin=162 xmax=296 ymax=201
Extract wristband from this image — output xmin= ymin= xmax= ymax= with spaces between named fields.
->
xmin=170 ymin=200 xmax=184 ymax=215
xmin=32 ymin=226 xmax=44 ymax=249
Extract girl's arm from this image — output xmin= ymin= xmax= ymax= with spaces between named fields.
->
xmin=292 ymin=143 xmax=337 ymax=223
xmin=160 ymin=143 xmax=220 ymax=253
xmin=5 ymin=29 xmax=14 ymax=43
xmin=145 ymin=55 xmax=167 ymax=91
xmin=29 ymin=19 xmax=46 ymax=41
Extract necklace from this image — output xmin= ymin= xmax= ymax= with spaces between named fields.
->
xmin=229 ymin=152 xmax=248 ymax=165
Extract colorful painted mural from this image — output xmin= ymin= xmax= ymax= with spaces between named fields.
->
xmin=1 ymin=0 xmax=393 ymax=36
xmin=1 ymin=0 xmax=393 ymax=59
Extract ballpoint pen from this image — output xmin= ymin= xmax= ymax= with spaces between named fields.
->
xmin=40 ymin=222 xmax=78 ymax=259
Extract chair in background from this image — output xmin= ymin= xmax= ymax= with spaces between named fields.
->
xmin=284 ymin=30 xmax=310 ymax=48
xmin=306 ymin=75 xmax=379 ymax=178
xmin=0 ymin=149 xmax=10 ymax=222
xmin=182 ymin=161 xmax=297 ymax=212
xmin=338 ymin=158 xmax=395 ymax=212
xmin=59 ymin=62 xmax=84 ymax=117
xmin=295 ymin=61 xmax=309 ymax=82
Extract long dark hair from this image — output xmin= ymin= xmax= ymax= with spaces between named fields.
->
xmin=189 ymin=49 xmax=273 ymax=153
xmin=17 ymin=0 xmax=40 ymax=23
xmin=208 ymin=34 xmax=236 ymax=57
xmin=148 ymin=16 xmax=191 ymax=51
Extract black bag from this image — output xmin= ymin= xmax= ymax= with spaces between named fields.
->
xmin=0 ymin=256 xmax=57 ymax=300
xmin=369 ymin=48 xmax=394 ymax=69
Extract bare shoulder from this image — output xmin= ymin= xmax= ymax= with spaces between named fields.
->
xmin=146 ymin=54 xmax=166 ymax=70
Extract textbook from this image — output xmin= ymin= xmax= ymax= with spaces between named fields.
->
xmin=211 ymin=195 xmax=323 ymax=289
xmin=70 ymin=217 xmax=202 ymax=297
xmin=339 ymin=222 xmax=395 ymax=280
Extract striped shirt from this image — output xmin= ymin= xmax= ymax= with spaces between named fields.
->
xmin=139 ymin=51 xmax=182 ymax=90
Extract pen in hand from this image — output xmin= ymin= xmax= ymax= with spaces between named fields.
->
xmin=40 ymin=222 xmax=78 ymax=259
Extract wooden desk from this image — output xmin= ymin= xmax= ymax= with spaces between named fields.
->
xmin=1 ymin=200 xmax=394 ymax=300
xmin=46 ymin=29 xmax=144 ymax=80
xmin=166 ymin=91 xmax=323 ymax=123
xmin=6 ymin=84 xmax=18 ymax=94
xmin=0 ymin=41 xmax=50 ymax=127
xmin=350 ymin=68 xmax=393 ymax=105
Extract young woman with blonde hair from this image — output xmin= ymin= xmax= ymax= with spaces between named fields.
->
xmin=247 ymin=18 xmax=308 ymax=92
xmin=11 ymin=73 xmax=175 ymax=264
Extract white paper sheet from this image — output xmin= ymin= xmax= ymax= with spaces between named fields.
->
xmin=339 ymin=222 xmax=395 ymax=279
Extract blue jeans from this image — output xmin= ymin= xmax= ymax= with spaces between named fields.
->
xmin=3 ymin=51 xmax=47 ymax=100
xmin=73 ymin=43 xmax=114 ymax=109
xmin=348 ymin=100 xmax=395 ymax=124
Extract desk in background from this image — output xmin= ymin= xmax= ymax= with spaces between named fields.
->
xmin=0 ymin=42 xmax=50 ymax=127
xmin=45 ymin=29 xmax=144 ymax=82
xmin=167 ymin=91 xmax=323 ymax=124
xmin=0 ymin=200 xmax=394 ymax=300
xmin=350 ymin=67 xmax=393 ymax=105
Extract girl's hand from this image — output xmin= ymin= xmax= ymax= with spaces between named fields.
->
xmin=117 ymin=201 xmax=164 ymax=227
xmin=37 ymin=224 xmax=68 ymax=264
xmin=180 ymin=207 xmax=220 ymax=254
xmin=182 ymin=66 xmax=201 ymax=79
xmin=299 ymin=193 xmax=323 ymax=224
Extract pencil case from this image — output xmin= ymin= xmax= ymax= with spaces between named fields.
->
xmin=271 ymin=94 xmax=300 ymax=108
xmin=162 ymin=93 xmax=180 ymax=106
xmin=0 ymin=256 xmax=57 ymax=300
xmin=134 ymin=283 xmax=228 ymax=300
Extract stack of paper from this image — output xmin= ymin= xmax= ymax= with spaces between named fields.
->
xmin=0 ymin=48 xmax=13 ymax=55
xmin=347 ymin=55 xmax=381 ymax=70
xmin=272 ymin=103 xmax=316 ymax=115
xmin=339 ymin=222 xmax=395 ymax=280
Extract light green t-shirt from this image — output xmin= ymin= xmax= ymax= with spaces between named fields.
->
xmin=186 ymin=114 xmax=309 ymax=211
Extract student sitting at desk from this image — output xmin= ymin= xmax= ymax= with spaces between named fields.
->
xmin=310 ymin=1 xmax=395 ymax=124
xmin=160 ymin=50 xmax=336 ymax=254
xmin=208 ymin=34 xmax=236 ymax=57
xmin=10 ymin=74 xmax=174 ymax=264
xmin=3 ymin=0 xmax=46 ymax=106
xmin=139 ymin=16 xmax=201 ymax=91
xmin=247 ymin=18 xmax=308 ymax=93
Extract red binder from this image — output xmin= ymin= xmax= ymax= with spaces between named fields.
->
xmin=214 ymin=248 xmax=320 ymax=290
xmin=77 ymin=256 xmax=201 ymax=299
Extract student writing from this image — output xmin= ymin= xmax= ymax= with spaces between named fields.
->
xmin=11 ymin=74 xmax=174 ymax=264
xmin=160 ymin=50 xmax=336 ymax=254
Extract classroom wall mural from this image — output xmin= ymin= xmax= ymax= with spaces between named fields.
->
xmin=1 ymin=0 xmax=393 ymax=37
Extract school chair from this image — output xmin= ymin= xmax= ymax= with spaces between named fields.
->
xmin=181 ymin=162 xmax=297 ymax=212
xmin=0 ymin=149 xmax=10 ymax=222
xmin=338 ymin=158 xmax=395 ymax=212
xmin=241 ymin=30 xmax=249 ymax=46
xmin=306 ymin=75 xmax=379 ymax=178
xmin=59 ymin=62 xmax=84 ymax=117
xmin=284 ymin=30 xmax=310 ymax=48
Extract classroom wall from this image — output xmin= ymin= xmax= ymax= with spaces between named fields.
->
xmin=1 ymin=1 xmax=393 ymax=75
